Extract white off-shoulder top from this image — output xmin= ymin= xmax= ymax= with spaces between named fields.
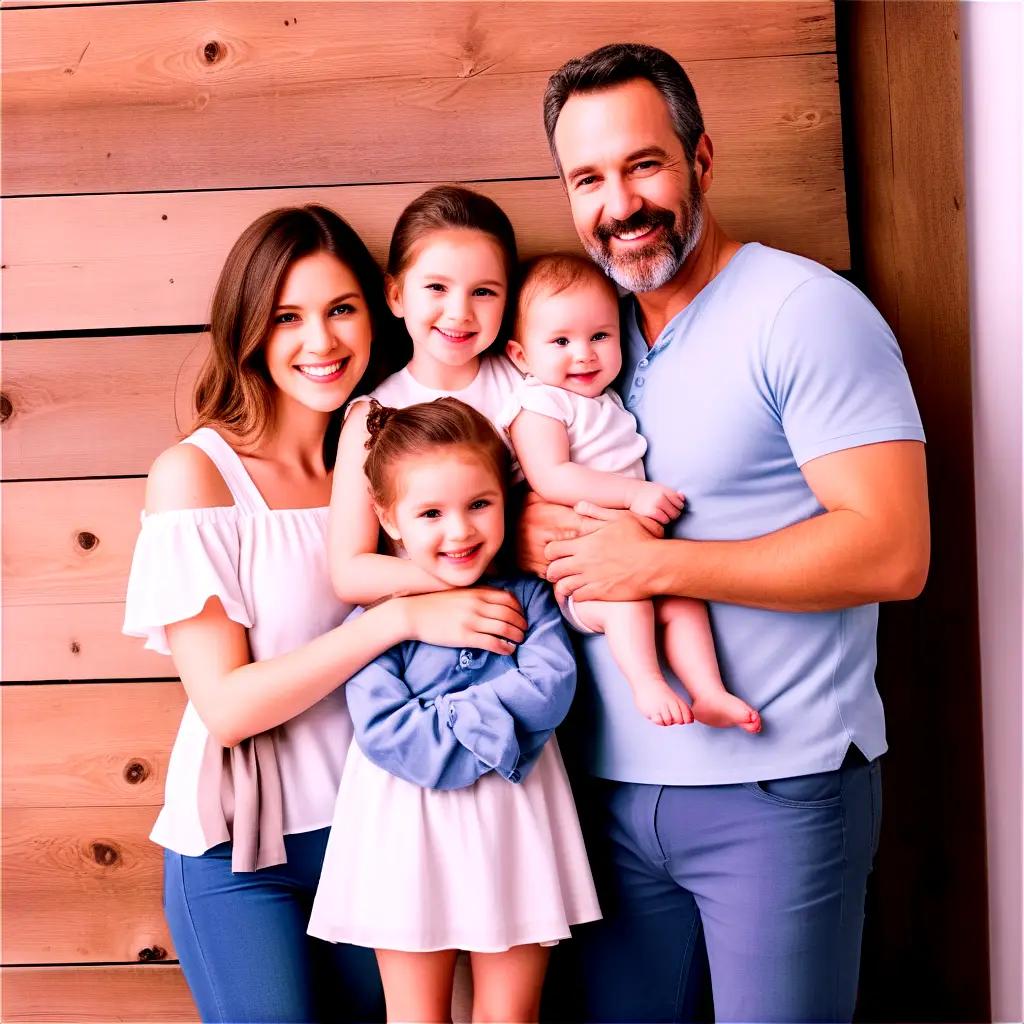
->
xmin=123 ymin=428 xmax=354 ymax=867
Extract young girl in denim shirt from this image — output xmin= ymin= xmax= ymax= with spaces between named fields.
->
xmin=308 ymin=399 xmax=600 ymax=1023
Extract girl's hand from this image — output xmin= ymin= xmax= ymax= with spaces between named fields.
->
xmin=629 ymin=481 xmax=686 ymax=525
xmin=399 ymin=588 xmax=527 ymax=655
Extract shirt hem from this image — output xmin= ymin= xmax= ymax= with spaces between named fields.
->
xmin=151 ymin=816 xmax=335 ymax=857
xmin=585 ymin=738 xmax=888 ymax=786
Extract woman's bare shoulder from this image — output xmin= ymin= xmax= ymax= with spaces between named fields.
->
xmin=145 ymin=441 xmax=234 ymax=513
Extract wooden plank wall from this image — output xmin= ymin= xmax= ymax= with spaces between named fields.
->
xmin=1 ymin=3 xmax=847 ymax=1020
xmin=837 ymin=4 xmax=990 ymax=1022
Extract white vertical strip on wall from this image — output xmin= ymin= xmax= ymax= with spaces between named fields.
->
xmin=960 ymin=3 xmax=1024 ymax=1022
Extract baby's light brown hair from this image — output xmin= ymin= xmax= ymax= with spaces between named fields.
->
xmin=513 ymin=252 xmax=619 ymax=342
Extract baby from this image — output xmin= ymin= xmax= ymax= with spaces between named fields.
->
xmin=504 ymin=253 xmax=760 ymax=732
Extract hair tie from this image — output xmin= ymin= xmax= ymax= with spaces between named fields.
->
xmin=364 ymin=400 xmax=396 ymax=450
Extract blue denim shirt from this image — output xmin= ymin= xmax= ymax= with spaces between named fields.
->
xmin=345 ymin=576 xmax=576 ymax=790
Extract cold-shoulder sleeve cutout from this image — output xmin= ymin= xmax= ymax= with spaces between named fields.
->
xmin=123 ymin=506 xmax=253 ymax=655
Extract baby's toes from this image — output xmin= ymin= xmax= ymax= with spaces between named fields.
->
xmin=676 ymin=700 xmax=694 ymax=726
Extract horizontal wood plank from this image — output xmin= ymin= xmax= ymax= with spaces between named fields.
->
xmin=2 ymin=0 xmax=141 ymax=6
xmin=3 ymin=478 xmax=145 ymax=606
xmin=1 ymin=165 xmax=847 ymax=336
xmin=1 ymin=180 xmax=582 ymax=333
xmin=1 ymin=965 xmax=197 ymax=1024
xmin=1 ymin=1 xmax=834 ymax=70
xmin=2 ymin=334 xmax=205 ymax=479
xmin=3 ymin=3 xmax=836 ymax=195
xmin=3 ymin=805 xmax=174 ymax=963
xmin=2 ymin=602 xmax=173 ymax=681
xmin=2 ymin=682 xmax=184 ymax=808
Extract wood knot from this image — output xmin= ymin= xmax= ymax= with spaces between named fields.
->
xmin=91 ymin=841 xmax=120 ymax=867
xmin=203 ymin=41 xmax=222 ymax=64
xmin=76 ymin=531 xmax=99 ymax=551
xmin=0 ymin=393 xmax=12 ymax=424
xmin=138 ymin=945 xmax=167 ymax=962
xmin=123 ymin=759 xmax=151 ymax=785
xmin=789 ymin=109 xmax=820 ymax=130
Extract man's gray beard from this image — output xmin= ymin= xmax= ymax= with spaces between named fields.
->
xmin=588 ymin=195 xmax=705 ymax=294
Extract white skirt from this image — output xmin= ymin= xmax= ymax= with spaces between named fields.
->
xmin=308 ymin=736 xmax=601 ymax=952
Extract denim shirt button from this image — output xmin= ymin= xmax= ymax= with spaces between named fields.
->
xmin=458 ymin=651 xmax=471 ymax=669
xmin=635 ymin=377 xmax=645 ymax=387
xmin=639 ymin=358 xmax=649 ymax=368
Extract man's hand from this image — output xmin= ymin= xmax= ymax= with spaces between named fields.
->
xmin=545 ymin=503 xmax=664 ymax=602
xmin=518 ymin=493 xmax=665 ymax=580
xmin=516 ymin=492 xmax=586 ymax=578
xmin=545 ymin=441 xmax=929 ymax=612
xmin=628 ymin=481 xmax=686 ymax=524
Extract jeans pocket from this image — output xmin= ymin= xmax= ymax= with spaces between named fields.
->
xmin=743 ymin=767 xmax=844 ymax=809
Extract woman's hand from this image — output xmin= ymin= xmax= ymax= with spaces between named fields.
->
xmin=545 ymin=503 xmax=665 ymax=602
xmin=398 ymin=588 xmax=528 ymax=655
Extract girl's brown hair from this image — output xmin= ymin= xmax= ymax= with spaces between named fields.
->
xmin=385 ymin=185 xmax=520 ymax=366
xmin=193 ymin=204 xmax=395 ymax=463
xmin=363 ymin=397 xmax=511 ymax=511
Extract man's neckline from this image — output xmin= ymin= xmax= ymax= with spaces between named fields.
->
xmin=630 ymin=242 xmax=757 ymax=348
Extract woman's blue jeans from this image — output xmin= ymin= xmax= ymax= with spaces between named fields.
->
xmin=164 ymin=827 xmax=384 ymax=1024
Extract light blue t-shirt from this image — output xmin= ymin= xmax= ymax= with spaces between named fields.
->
xmin=580 ymin=243 xmax=926 ymax=784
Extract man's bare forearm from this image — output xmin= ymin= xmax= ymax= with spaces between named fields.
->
xmin=648 ymin=508 xmax=929 ymax=611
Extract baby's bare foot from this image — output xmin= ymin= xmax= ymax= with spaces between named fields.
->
xmin=633 ymin=679 xmax=693 ymax=727
xmin=690 ymin=692 xmax=762 ymax=733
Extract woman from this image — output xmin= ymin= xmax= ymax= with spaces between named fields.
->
xmin=123 ymin=205 xmax=527 ymax=1023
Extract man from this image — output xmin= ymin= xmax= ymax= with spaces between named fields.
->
xmin=525 ymin=44 xmax=929 ymax=1023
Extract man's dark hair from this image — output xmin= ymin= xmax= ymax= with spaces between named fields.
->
xmin=543 ymin=43 xmax=705 ymax=173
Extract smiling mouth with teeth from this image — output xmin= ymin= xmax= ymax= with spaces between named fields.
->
xmin=434 ymin=327 xmax=477 ymax=342
xmin=441 ymin=544 xmax=482 ymax=561
xmin=296 ymin=358 xmax=348 ymax=379
xmin=614 ymin=224 xmax=661 ymax=242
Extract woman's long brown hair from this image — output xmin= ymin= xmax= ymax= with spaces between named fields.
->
xmin=193 ymin=204 xmax=396 ymax=465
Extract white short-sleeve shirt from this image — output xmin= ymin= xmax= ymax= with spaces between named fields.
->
xmin=501 ymin=376 xmax=647 ymax=480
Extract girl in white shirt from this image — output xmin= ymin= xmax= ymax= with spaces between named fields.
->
xmin=328 ymin=185 xmax=524 ymax=608
xmin=123 ymin=205 xmax=527 ymax=1023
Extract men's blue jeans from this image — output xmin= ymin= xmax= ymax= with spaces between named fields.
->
xmin=164 ymin=827 xmax=384 ymax=1024
xmin=545 ymin=750 xmax=882 ymax=1023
